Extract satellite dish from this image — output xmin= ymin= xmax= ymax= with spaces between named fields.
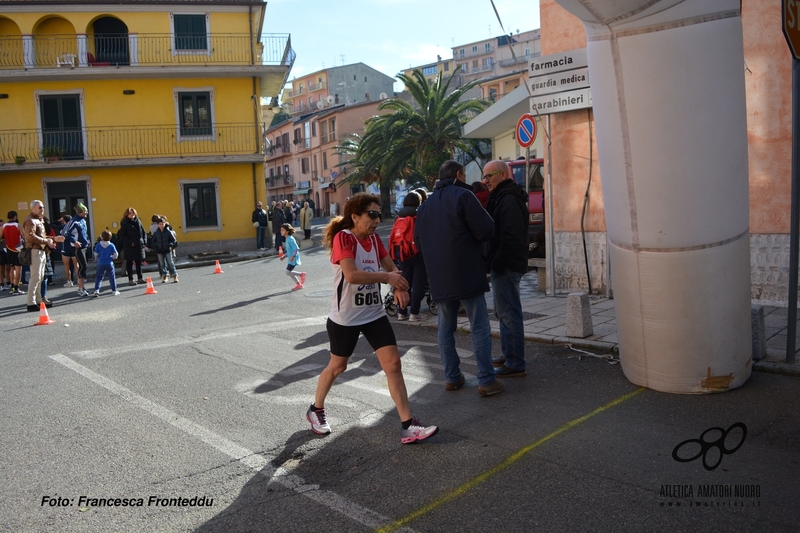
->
xmin=379 ymin=92 xmax=388 ymax=100
xmin=316 ymin=100 xmax=325 ymax=110
xmin=326 ymin=95 xmax=335 ymax=104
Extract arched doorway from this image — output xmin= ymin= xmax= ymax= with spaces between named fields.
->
xmin=92 ymin=17 xmax=128 ymax=65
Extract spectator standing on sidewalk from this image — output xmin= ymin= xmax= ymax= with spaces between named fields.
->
xmin=119 ymin=207 xmax=147 ymax=286
xmin=22 ymin=201 xmax=64 ymax=311
xmin=0 ymin=223 xmax=8 ymax=291
xmin=149 ymin=217 xmax=179 ymax=283
xmin=58 ymin=214 xmax=77 ymax=287
xmin=283 ymin=200 xmax=294 ymax=225
xmin=3 ymin=211 xmax=23 ymax=295
xmin=272 ymin=202 xmax=285 ymax=252
xmin=39 ymin=217 xmax=57 ymax=302
xmin=415 ymin=160 xmax=503 ymax=397
xmin=299 ymin=201 xmax=313 ymax=240
xmin=392 ymin=191 xmax=428 ymax=322
xmin=483 ymin=160 xmax=529 ymax=377
xmin=66 ymin=203 xmax=91 ymax=297
xmin=252 ymin=202 xmax=269 ymax=251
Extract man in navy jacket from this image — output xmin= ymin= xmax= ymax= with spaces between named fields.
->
xmin=415 ymin=160 xmax=503 ymax=397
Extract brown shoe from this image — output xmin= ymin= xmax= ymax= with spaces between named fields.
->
xmin=491 ymin=357 xmax=506 ymax=368
xmin=477 ymin=379 xmax=504 ymax=397
xmin=445 ymin=375 xmax=465 ymax=391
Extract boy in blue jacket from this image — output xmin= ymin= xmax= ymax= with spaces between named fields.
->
xmin=93 ymin=230 xmax=119 ymax=297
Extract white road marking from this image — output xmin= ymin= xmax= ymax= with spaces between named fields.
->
xmin=48 ymin=354 xmax=416 ymax=533
xmin=72 ymin=316 xmax=328 ymax=359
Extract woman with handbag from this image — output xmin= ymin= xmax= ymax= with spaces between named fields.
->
xmin=119 ymin=207 xmax=147 ymax=286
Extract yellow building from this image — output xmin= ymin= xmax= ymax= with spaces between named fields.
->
xmin=0 ymin=0 xmax=292 ymax=251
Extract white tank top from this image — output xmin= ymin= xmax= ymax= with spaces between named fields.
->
xmin=329 ymin=230 xmax=385 ymax=326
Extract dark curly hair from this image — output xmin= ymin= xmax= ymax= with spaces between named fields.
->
xmin=323 ymin=193 xmax=381 ymax=250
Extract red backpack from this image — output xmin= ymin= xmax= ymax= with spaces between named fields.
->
xmin=388 ymin=216 xmax=418 ymax=262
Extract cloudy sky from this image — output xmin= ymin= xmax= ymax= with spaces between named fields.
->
xmin=262 ymin=0 xmax=541 ymax=91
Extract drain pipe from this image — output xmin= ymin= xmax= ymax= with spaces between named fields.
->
xmin=580 ymin=108 xmax=593 ymax=295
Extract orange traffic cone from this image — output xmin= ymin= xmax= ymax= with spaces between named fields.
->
xmin=144 ymin=277 xmax=158 ymax=295
xmin=213 ymin=260 xmax=224 ymax=274
xmin=278 ymin=246 xmax=285 ymax=259
xmin=34 ymin=302 xmax=55 ymax=326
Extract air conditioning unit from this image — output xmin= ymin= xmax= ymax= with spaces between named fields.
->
xmin=318 ymin=176 xmax=325 ymax=183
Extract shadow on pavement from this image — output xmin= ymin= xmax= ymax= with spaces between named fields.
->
xmin=190 ymin=291 xmax=294 ymax=316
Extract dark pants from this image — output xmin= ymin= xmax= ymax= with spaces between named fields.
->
xmin=304 ymin=229 xmax=311 ymax=240
xmin=75 ymin=248 xmax=88 ymax=280
xmin=126 ymin=259 xmax=143 ymax=281
xmin=398 ymin=253 xmax=428 ymax=316
xmin=256 ymin=226 xmax=266 ymax=249
xmin=274 ymin=232 xmax=284 ymax=251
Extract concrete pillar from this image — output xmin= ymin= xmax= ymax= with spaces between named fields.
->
xmin=552 ymin=0 xmax=752 ymax=392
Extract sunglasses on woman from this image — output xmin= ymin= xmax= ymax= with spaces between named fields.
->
xmin=364 ymin=210 xmax=381 ymax=220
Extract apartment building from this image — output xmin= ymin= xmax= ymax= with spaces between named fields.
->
xmin=0 ymin=0 xmax=292 ymax=250
xmin=400 ymin=55 xmax=457 ymax=86
xmin=453 ymin=29 xmax=541 ymax=82
xmin=403 ymin=29 xmax=540 ymax=94
xmin=264 ymin=100 xmax=384 ymax=217
xmin=281 ymin=63 xmax=393 ymax=116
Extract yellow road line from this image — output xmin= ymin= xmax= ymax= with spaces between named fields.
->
xmin=377 ymin=387 xmax=646 ymax=533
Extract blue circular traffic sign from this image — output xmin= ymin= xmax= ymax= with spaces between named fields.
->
xmin=516 ymin=113 xmax=537 ymax=148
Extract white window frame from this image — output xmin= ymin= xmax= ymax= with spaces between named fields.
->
xmin=169 ymin=12 xmax=212 ymax=56
xmin=173 ymin=86 xmax=216 ymax=143
xmin=178 ymin=177 xmax=222 ymax=233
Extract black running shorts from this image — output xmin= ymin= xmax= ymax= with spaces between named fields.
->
xmin=326 ymin=315 xmax=397 ymax=358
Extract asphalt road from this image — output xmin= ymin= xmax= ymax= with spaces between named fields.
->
xmin=1 ymin=246 xmax=799 ymax=533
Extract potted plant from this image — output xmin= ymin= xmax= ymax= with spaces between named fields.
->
xmin=14 ymin=155 xmax=26 ymax=165
xmin=41 ymin=145 xmax=64 ymax=162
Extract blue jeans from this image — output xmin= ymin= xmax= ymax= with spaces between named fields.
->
xmin=491 ymin=269 xmax=526 ymax=371
xmin=437 ymin=294 xmax=495 ymax=386
xmin=94 ymin=264 xmax=118 ymax=292
xmin=256 ymin=226 xmax=266 ymax=249
xmin=156 ymin=252 xmax=177 ymax=277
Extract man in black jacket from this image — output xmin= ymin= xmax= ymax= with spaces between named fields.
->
xmin=483 ymin=160 xmax=529 ymax=377
xmin=415 ymin=160 xmax=503 ymax=397
xmin=272 ymin=201 xmax=285 ymax=251
xmin=252 ymin=202 xmax=270 ymax=251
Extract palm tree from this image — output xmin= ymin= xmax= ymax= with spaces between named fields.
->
xmin=379 ymin=69 xmax=488 ymax=189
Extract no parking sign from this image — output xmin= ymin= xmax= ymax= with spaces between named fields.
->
xmin=516 ymin=113 xmax=537 ymax=148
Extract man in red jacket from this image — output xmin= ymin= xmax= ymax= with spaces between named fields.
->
xmin=2 ymin=211 xmax=23 ymax=295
